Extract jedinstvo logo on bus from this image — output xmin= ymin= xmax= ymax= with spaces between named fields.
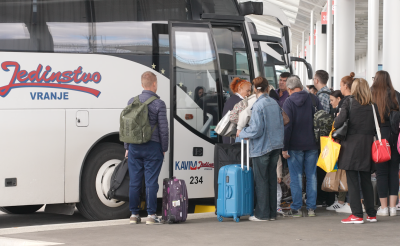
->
xmin=0 ymin=61 xmax=102 ymax=100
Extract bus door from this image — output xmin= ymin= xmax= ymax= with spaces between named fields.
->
xmin=211 ymin=24 xmax=254 ymax=97
xmin=168 ymin=21 xmax=223 ymax=198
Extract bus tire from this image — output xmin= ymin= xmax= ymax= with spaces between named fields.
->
xmin=0 ymin=205 xmax=43 ymax=214
xmin=76 ymin=142 xmax=130 ymax=221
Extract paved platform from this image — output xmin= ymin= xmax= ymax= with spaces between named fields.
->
xmin=0 ymin=208 xmax=399 ymax=245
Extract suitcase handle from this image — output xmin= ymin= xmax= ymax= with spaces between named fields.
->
xmin=225 ymin=185 xmax=232 ymax=199
xmin=241 ymin=139 xmax=250 ymax=171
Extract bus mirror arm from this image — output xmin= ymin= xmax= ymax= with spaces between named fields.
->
xmin=290 ymin=57 xmax=313 ymax=80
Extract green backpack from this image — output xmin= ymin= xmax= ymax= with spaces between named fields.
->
xmin=310 ymin=95 xmax=334 ymax=144
xmin=119 ymin=96 xmax=158 ymax=144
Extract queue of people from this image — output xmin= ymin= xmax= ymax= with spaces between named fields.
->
xmin=221 ymin=69 xmax=400 ymax=223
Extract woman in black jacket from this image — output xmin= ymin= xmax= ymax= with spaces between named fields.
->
xmin=334 ymin=78 xmax=377 ymax=224
xmin=222 ymin=77 xmax=251 ymax=143
xmin=371 ymin=70 xmax=400 ymax=217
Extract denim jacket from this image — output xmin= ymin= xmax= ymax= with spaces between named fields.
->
xmin=239 ymin=94 xmax=284 ymax=158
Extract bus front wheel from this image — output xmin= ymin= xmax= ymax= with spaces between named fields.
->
xmin=76 ymin=142 xmax=130 ymax=220
xmin=0 ymin=205 xmax=43 ymax=214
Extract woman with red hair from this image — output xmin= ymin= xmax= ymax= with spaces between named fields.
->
xmin=222 ymin=77 xmax=251 ymax=143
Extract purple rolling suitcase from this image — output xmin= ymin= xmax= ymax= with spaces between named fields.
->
xmin=162 ymin=177 xmax=188 ymax=224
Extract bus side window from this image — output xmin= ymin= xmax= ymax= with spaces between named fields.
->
xmin=0 ymin=0 xmax=90 ymax=53
xmin=37 ymin=0 xmax=91 ymax=53
xmin=92 ymin=0 xmax=188 ymax=76
xmin=0 ymin=1 xmax=37 ymax=52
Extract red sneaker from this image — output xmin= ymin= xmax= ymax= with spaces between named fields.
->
xmin=341 ymin=215 xmax=364 ymax=224
xmin=366 ymin=216 xmax=377 ymax=222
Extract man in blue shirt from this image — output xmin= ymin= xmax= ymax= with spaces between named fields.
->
xmin=313 ymin=70 xmax=331 ymax=113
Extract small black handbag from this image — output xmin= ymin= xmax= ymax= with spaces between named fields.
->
xmin=332 ymin=98 xmax=353 ymax=141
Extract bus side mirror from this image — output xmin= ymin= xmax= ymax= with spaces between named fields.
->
xmin=290 ymin=57 xmax=313 ymax=80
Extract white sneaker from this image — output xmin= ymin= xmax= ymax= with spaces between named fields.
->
xmin=377 ymin=206 xmax=389 ymax=216
xmin=389 ymin=207 xmax=397 ymax=217
xmin=336 ymin=203 xmax=352 ymax=213
xmin=326 ymin=201 xmax=344 ymax=211
xmin=249 ymin=216 xmax=268 ymax=222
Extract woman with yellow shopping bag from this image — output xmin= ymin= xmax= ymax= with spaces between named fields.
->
xmin=333 ymin=78 xmax=377 ymax=224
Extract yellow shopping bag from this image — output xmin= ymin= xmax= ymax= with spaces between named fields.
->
xmin=317 ymin=130 xmax=341 ymax=173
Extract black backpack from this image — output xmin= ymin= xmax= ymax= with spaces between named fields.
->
xmin=107 ymin=158 xmax=130 ymax=201
xmin=107 ymin=158 xmax=145 ymax=204
xmin=310 ymin=94 xmax=334 ymax=145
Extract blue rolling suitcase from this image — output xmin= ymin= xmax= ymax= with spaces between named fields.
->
xmin=217 ymin=140 xmax=254 ymax=222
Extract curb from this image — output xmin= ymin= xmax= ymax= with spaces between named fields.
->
xmin=0 ymin=212 xmax=216 ymax=236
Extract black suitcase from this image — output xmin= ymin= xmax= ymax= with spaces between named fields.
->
xmin=107 ymin=158 xmax=145 ymax=203
xmin=214 ymin=143 xmax=251 ymax=208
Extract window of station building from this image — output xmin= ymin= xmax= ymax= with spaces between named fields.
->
xmin=198 ymin=0 xmax=239 ymax=16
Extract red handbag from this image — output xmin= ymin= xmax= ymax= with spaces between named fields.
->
xmin=372 ymin=105 xmax=391 ymax=163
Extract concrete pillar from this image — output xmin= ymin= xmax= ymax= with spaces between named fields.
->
xmin=326 ymin=0 xmax=333 ymax=85
xmin=315 ymin=20 xmax=327 ymax=72
xmin=334 ymin=0 xmax=355 ymax=90
xmin=383 ymin=0 xmax=400 ymax=91
xmin=367 ymin=0 xmax=379 ymax=85
xmin=306 ymin=38 xmax=311 ymax=85
xmin=301 ymin=31 xmax=306 ymax=86
xmin=357 ymin=58 xmax=360 ymax=74
xmin=378 ymin=45 xmax=383 ymax=65
xmin=309 ymin=10 xmax=315 ymax=80
xmin=296 ymin=44 xmax=299 ymax=76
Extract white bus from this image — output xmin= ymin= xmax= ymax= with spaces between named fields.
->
xmin=0 ymin=0 xmax=312 ymax=220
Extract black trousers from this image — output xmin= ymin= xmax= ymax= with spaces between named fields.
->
xmin=375 ymin=145 xmax=400 ymax=198
xmin=347 ymin=170 xmax=376 ymax=218
xmin=317 ymin=167 xmax=336 ymax=206
xmin=252 ymin=149 xmax=280 ymax=220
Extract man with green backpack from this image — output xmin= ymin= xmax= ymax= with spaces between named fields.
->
xmin=121 ymin=71 xmax=169 ymax=225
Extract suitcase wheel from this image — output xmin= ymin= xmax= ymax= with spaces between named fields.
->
xmin=217 ymin=216 xmax=223 ymax=222
xmin=234 ymin=217 xmax=240 ymax=223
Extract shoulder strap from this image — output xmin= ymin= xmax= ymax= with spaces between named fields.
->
xmin=309 ymin=94 xmax=317 ymax=114
xmin=144 ymin=96 xmax=158 ymax=105
xmin=110 ymin=159 xmax=128 ymax=191
xmin=372 ymin=104 xmax=382 ymax=142
xmin=347 ymin=97 xmax=353 ymax=120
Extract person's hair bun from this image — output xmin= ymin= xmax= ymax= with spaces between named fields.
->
xmin=350 ymin=72 xmax=355 ymax=78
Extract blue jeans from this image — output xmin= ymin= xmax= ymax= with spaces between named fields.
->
xmin=287 ymin=150 xmax=318 ymax=210
xmin=128 ymin=141 xmax=163 ymax=215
